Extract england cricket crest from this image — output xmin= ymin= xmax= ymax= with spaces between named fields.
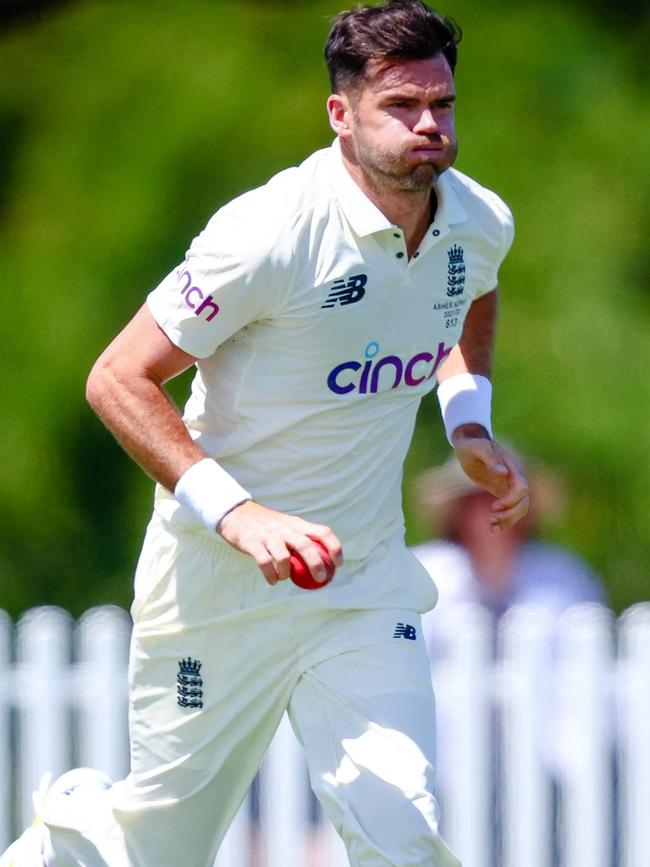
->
xmin=177 ymin=657 xmax=204 ymax=709
xmin=446 ymin=245 xmax=466 ymax=297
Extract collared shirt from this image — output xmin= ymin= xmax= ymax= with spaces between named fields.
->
xmin=147 ymin=140 xmax=514 ymax=606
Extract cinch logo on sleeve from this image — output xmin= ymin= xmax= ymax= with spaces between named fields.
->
xmin=321 ymin=274 xmax=368 ymax=308
xmin=327 ymin=340 xmax=452 ymax=395
xmin=177 ymin=269 xmax=220 ymax=321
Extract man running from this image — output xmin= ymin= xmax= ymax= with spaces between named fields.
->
xmin=3 ymin=2 xmax=528 ymax=864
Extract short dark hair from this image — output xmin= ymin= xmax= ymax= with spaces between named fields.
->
xmin=325 ymin=0 xmax=462 ymax=93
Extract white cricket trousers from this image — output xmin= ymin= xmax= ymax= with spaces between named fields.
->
xmin=33 ymin=517 xmax=461 ymax=867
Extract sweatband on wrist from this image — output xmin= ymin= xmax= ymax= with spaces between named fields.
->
xmin=174 ymin=458 xmax=252 ymax=531
xmin=437 ymin=373 xmax=493 ymax=445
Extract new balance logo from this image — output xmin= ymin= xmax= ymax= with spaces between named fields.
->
xmin=177 ymin=657 xmax=204 ymax=709
xmin=321 ymin=274 xmax=368 ymax=308
xmin=393 ymin=623 xmax=417 ymax=640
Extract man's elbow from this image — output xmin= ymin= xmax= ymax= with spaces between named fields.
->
xmin=86 ymin=356 xmax=115 ymax=415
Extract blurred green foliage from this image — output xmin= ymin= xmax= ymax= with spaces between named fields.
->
xmin=0 ymin=0 xmax=648 ymax=616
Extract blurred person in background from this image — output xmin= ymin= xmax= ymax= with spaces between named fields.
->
xmin=412 ymin=451 xmax=606 ymax=644
xmin=411 ymin=453 xmax=608 ymax=858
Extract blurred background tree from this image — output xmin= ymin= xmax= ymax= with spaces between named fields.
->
xmin=0 ymin=0 xmax=648 ymax=616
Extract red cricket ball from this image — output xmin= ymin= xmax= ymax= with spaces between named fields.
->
xmin=289 ymin=538 xmax=335 ymax=590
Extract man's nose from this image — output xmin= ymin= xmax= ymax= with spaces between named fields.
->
xmin=413 ymin=109 xmax=438 ymax=133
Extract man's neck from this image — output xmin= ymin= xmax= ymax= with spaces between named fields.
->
xmin=341 ymin=154 xmax=435 ymax=258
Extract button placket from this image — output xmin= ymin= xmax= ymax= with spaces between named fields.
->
xmin=391 ymin=229 xmax=407 ymax=262
xmin=409 ymin=223 xmax=449 ymax=263
xmin=426 ymin=224 xmax=448 ymax=250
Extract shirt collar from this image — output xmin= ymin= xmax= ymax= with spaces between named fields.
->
xmin=329 ymin=138 xmax=467 ymax=237
xmin=432 ymin=170 xmax=467 ymax=230
xmin=329 ymin=138 xmax=395 ymax=237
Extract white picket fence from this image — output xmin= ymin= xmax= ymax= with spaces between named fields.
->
xmin=0 ymin=603 xmax=649 ymax=866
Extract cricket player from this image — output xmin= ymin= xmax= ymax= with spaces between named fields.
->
xmin=3 ymin=1 xmax=529 ymax=864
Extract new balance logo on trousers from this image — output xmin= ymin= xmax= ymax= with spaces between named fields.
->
xmin=393 ymin=623 xmax=417 ymax=640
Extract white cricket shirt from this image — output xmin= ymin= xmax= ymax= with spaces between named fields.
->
xmin=148 ymin=139 xmax=514 ymax=567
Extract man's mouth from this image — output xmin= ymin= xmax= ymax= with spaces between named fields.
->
xmin=412 ymin=138 xmax=446 ymax=153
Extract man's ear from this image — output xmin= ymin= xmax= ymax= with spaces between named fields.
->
xmin=326 ymin=92 xmax=354 ymax=137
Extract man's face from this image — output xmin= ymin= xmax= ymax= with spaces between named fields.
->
xmin=341 ymin=54 xmax=457 ymax=192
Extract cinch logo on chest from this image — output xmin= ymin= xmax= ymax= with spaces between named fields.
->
xmin=176 ymin=268 xmax=220 ymax=321
xmin=321 ymin=274 xmax=368 ymax=308
xmin=327 ymin=340 xmax=452 ymax=395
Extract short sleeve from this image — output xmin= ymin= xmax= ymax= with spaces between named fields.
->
xmin=472 ymin=196 xmax=515 ymax=299
xmin=147 ymin=201 xmax=292 ymax=358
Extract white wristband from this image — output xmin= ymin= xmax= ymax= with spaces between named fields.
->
xmin=437 ymin=373 xmax=493 ymax=445
xmin=174 ymin=458 xmax=252 ymax=531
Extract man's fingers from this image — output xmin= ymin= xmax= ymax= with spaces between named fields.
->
xmin=454 ymin=437 xmax=530 ymax=529
xmin=486 ymin=441 xmax=509 ymax=475
xmin=248 ymin=541 xmax=280 ymax=586
xmin=489 ymin=494 xmax=530 ymax=529
xmin=492 ymin=454 xmax=529 ymax=512
xmin=454 ymin=437 xmax=512 ymax=497
xmin=218 ymin=501 xmax=343 ymax=585
xmin=260 ymin=532 xmax=335 ymax=584
xmin=492 ymin=479 xmax=528 ymax=512
xmin=291 ymin=522 xmax=344 ymax=568
xmin=285 ymin=533 xmax=336 ymax=583
xmin=490 ymin=457 xmax=530 ymax=528
xmin=311 ymin=528 xmax=344 ymax=568
xmin=265 ymin=538 xmax=293 ymax=582
xmin=255 ymin=529 xmax=341 ymax=585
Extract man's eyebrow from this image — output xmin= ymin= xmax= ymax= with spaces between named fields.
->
xmin=380 ymin=89 xmax=456 ymax=102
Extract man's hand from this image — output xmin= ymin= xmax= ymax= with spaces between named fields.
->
xmin=218 ymin=500 xmax=343 ymax=586
xmin=451 ymin=425 xmax=529 ymax=530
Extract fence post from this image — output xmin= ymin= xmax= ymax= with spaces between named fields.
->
xmin=213 ymin=791 xmax=252 ymax=867
xmin=75 ymin=605 xmax=131 ymax=782
xmin=0 ymin=611 xmax=13 ymax=851
xmin=433 ymin=603 xmax=493 ymax=867
xmin=259 ymin=713 xmax=310 ymax=867
xmin=322 ymin=815 xmax=350 ymax=867
xmin=555 ymin=604 xmax=614 ymax=867
xmin=618 ymin=603 xmax=650 ymax=867
xmin=498 ymin=605 xmax=554 ymax=867
xmin=6 ymin=601 xmax=650 ymax=864
xmin=16 ymin=606 xmax=73 ymax=828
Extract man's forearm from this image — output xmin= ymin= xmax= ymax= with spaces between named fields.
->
xmin=437 ymin=289 xmax=498 ymax=382
xmin=433 ymin=288 xmax=529 ymax=524
xmin=436 ymin=289 xmax=498 ymax=442
xmin=86 ymin=360 xmax=205 ymax=493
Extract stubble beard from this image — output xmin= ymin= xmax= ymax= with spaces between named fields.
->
xmin=355 ymin=137 xmax=457 ymax=194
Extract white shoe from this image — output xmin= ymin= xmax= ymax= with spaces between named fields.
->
xmin=48 ymin=768 xmax=112 ymax=798
xmin=0 ymin=769 xmax=113 ymax=867
xmin=0 ymin=818 xmax=50 ymax=867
